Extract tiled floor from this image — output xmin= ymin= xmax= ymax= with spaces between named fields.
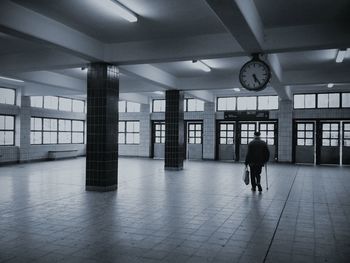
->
xmin=0 ymin=158 xmax=349 ymax=263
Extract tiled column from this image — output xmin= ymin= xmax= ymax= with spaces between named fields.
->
xmin=278 ymin=99 xmax=293 ymax=162
xmin=165 ymin=90 xmax=184 ymax=170
xmin=86 ymin=63 xmax=119 ymax=191
xmin=19 ymin=95 xmax=31 ymax=163
xmin=203 ymin=102 xmax=216 ymax=160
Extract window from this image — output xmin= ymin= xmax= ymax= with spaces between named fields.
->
xmin=30 ymin=117 xmax=84 ymax=145
xmin=59 ymin=97 xmax=72 ymax=111
xmin=154 ymin=122 xmax=165 ymax=143
xmin=322 ymin=123 xmax=339 ymax=146
xmin=30 ymin=96 xmax=43 ymax=108
xmin=44 ymin=96 xmax=59 ymax=110
xmin=342 ymin=93 xmax=350 ymax=108
xmin=259 ymin=123 xmax=275 ymax=145
xmin=317 ymin=93 xmax=340 ymax=108
xmin=293 ymin=94 xmax=316 ymax=109
xmin=0 ymin=115 xmax=15 ymax=146
xmin=219 ymin=123 xmax=234 ymax=144
xmin=296 ymin=123 xmax=314 ymax=146
xmin=237 ymin=97 xmax=257 ymax=110
xmin=119 ymin=101 xmax=141 ymax=112
xmin=43 ymin=118 xmax=58 ymax=144
xmin=188 ymin=123 xmax=202 ymax=144
xmin=118 ymin=121 xmax=140 ymax=144
xmin=185 ymin=99 xmax=204 ymax=112
xmin=240 ymin=123 xmax=256 ymax=144
xmin=258 ymin=96 xmax=278 ymax=110
xmin=72 ymin=120 xmax=84 ymax=143
xmin=153 ymin=99 xmax=166 ymax=112
xmin=217 ymin=97 xmax=236 ymax=111
xmin=72 ymin=100 xmax=85 ymax=113
xmin=0 ymin=88 xmax=15 ymax=105
xmin=30 ymin=117 xmax=42 ymax=145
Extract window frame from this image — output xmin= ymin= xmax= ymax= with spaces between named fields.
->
xmin=0 ymin=87 xmax=16 ymax=105
xmin=154 ymin=122 xmax=165 ymax=144
xmin=152 ymin=99 xmax=166 ymax=112
xmin=184 ymin=98 xmax=204 ymax=112
xmin=316 ymin=92 xmax=340 ymax=109
xmin=118 ymin=120 xmax=140 ymax=145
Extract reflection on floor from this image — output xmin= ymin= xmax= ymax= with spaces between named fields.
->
xmin=0 ymin=158 xmax=349 ymax=263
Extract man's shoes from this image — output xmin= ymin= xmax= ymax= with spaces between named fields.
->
xmin=257 ymin=184 xmax=262 ymax=192
xmin=251 ymin=187 xmax=256 ymax=191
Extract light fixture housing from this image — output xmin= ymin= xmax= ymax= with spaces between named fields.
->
xmin=192 ymin=60 xmax=211 ymax=72
xmin=327 ymin=83 xmax=334 ymax=88
xmin=0 ymin=76 xmax=24 ymax=83
xmin=233 ymin=88 xmax=240 ymax=92
xmin=335 ymin=49 xmax=347 ymax=63
xmin=110 ymin=0 xmax=138 ymax=23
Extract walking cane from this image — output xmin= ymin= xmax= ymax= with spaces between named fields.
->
xmin=265 ymin=164 xmax=269 ymax=190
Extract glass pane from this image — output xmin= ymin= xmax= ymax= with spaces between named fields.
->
xmin=297 ymin=139 xmax=305 ymax=146
xmin=4 ymin=131 xmax=13 ymax=145
xmin=237 ymin=97 xmax=256 ymax=110
xmin=329 ymin=93 xmax=340 ymax=108
xmin=305 ymin=132 xmax=313 ymax=139
xmin=153 ymin=100 xmax=165 ymax=112
xmin=342 ymin=93 xmax=350 ymax=107
xmin=227 ymin=131 xmax=233 ymax=137
xmin=227 ymin=124 xmax=234 ymax=130
xmin=126 ymin=122 xmax=134 ymax=132
xmin=196 ymin=100 xmax=204 ymax=111
xmin=30 ymin=96 xmax=43 ymax=108
xmin=260 ymin=124 xmax=266 ymax=130
xmin=220 ymin=124 xmax=227 ymax=130
xmin=127 ymin=102 xmax=140 ymax=112
xmin=330 ymin=139 xmax=338 ymax=146
xmin=195 ymin=131 xmax=201 ymax=137
xmin=305 ymin=139 xmax=313 ymax=146
xmin=344 ymin=140 xmax=350 ymax=147
xmin=305 ymin=94 xmax=316 ymax=108
xmin=126 ymin=133 xmax=133 ymax=144
xmin=249 ymin=124 xmax=255 ymax=130
xmin=344 ymin=132 xmax=350 ymax=139
xmin=227 ymin=97 xmax=236 ymax=110
xmin=344 ymin=124 xmax=350 ymax=130
xmin=322 ymin=132 xmax=330 ymax=138
xmin=322 ymin=139 xmax=330 ymax=146
xmin=298 ymin=123 xmax=305 ymax=130
xmin=331 ymin=124 xmax=338 ymax=130
xmin=118 ymin=101 xmax=126 ymax=112
xmin=72 ymin=121 xmax=84 ymax=131
xmin=258 ymin=96 xmax=269 ymax=110
xmin=217 ymin=98 xmax=226 ymax=111
xmin=331 ymin=131 xmax=338 ymax=138
xmin=227 ymin=138 xmax=234 ymax=144
xmin=187 ymin=99 xmax=196 ymax=111
xmin=220 ymin=138 xmax=226 ymax=144
xmin=31 ymin=132 xmax=42 ymax=144
xmin=119 ymin=121 xmax=125 ymax=132
xmin=59 ymin=132 xmax=71 ymax=144
xmin=196 ymin=124 xmax=201 ymax=130
xmin=317 ymin=94 xmax=328 ymax=108
xmin=59 ymin=98 xmax=72 ymax=111
xmin=241 ymin=138 xmax=248 ymax=144
xmin=72 ymin=133 xmax=84 ymax=144
xmin=0 ymin=88 xmax=15 ymax=105
xmin=306 ymin=124 xmax=313 ymax=130
xmin=267 ymin=139 xmax=274 ymax=145
xmin=43 ymin=119 xmax=51 ymax=131
xmin=35 ymin=118 xmax=42 ymax=130
xmin=297 ymin=131 xmax=304 ymax=138
xmin=241 ymin=124 xmax=247 ymax=130
xmin=72 ymin=100 xmax=85 ymax=113
xmin=133 ymin=122 xmax=140 ymax=132
xmin=134 ymin=134 xmax=140 ymax=144
xmin=118 ymin=133 xmax=125 ymax=144
xmin=189 ymin=138 xmax=195 ymax=144
xmin=189 ymin=131 xmax=195 ymax=137
xmin=0 ymin=116 xmax=4 ymax=129
xmin=294 ymin=95 xmax=304 ymax=109
xmin=196 ymin=138 xmax=202 ymax=144
xmin=5 ymin=116 xmax=14 ymax=130
xmin=323 ymin=123 xmax=330 ymax=130
xmin=44 ymin=96 xmax=58 ymax=110
xmin=241 ymin=131 xmax=247 ymax=137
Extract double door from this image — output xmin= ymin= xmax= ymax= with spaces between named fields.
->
xmin=294 ymin=120 xmax=350 ymax=165
xmin=217 ymin=120 xmax=277 ymax=162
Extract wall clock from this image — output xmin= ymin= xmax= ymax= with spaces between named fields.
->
xmin=239 ymin=54 xmax=271 ymax=91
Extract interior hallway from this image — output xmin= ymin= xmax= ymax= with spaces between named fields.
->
xmin=0 ymin=158 xmax=349 ymax=263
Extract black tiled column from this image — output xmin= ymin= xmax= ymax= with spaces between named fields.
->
xmin=86 ymin=63 xmax=119 ymax=191
xmin=165 ymin=90 xmax=184 ymax=170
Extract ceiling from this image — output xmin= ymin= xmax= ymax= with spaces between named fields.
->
xmin=0 ymin=0 xmax=349 ymax=103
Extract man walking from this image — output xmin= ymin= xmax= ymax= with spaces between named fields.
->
xmin=245 ymin=131 xmax=270 ymax=192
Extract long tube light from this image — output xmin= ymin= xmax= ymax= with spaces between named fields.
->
xmin=192 ymin=60 xmax=211 ymax=72
xmin=0 ymin=76 xmax=24 ymax=83
xmin=110 ymin=0 xmax=138 ymax=23
xmin=327 ymin=83 xmax=334 ymax=88
xmin=335 ymin=49 xmax=347 ymax=63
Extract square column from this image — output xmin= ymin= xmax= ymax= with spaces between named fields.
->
xmin=86 ymin=63 xmax=119 ymax=191
xmin=165 ymin=90 xmax=184 ymax=170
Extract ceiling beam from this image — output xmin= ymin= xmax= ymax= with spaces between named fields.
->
xmin=0 ymin=0 xmax=104 ymax=61
xmin=120 ymin=64 xmax=177 ymax=89
xmin=0 ymin=49 xmax=88 ymax=74
xmin=185 ymin=90 xmax=214 ymax=102
xmin=119 ymin=93 xmax=149 ymax=104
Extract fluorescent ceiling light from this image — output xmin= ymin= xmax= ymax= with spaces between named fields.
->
xmin=335 ymin=49 xmax=347 ymax=63
xmin=233 ymin=88 xmax=240 ymax=92
xmin=192 ymin=60 xmax=211 ymax=72
xmin=0 ymin=76 xmax=24 ymax=83
xmin=110 ymin=0 xmax=138 ymax=23
xmin=153 ymin=91 xmax=164 ymax=95
xmin=327 ymin=83 xmax=334 ymax=88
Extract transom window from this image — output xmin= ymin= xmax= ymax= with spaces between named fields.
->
xmin=296 ymin=123 xmax=314 ymax=146
xmin=0 ymin=88 xmax=16 ymax=105
xmin=118 ymin=121 xmax=140 ymax=144
xmin=219 ymin=123 xmax=234 ymax=144
xmin=217 ymin=96 xmax=278 ymax=111
xmin=152 ymin=99 xmax=166 ymax=112
xmin=344 ymin=123 xmax=350 ymax=147
xmin=185 ymin=99 xmax=204 ymax=112
xmin=188 ymin=123 xmax=202 ymax=144
xmin=30 ymin=96 xmax=85 ymax=113
xmin=154 ymin=122 xmax=165 ymax=143
xmin=217 ymin=97 xmax=236 ymax=111
xmin=293 ymin=94 xmax=316 ymax=109
xmin=0 ymin=115 xmax=15 ymax=146
xmin=342 ymin=93 xmax=350 ymax=108
xmin=317 ymin=93 xmax=340 ymax=108
xmin=322 ymin=123 xmax=339 ymax=146
xmin=119 ymin=101 xmax=141 ymax=112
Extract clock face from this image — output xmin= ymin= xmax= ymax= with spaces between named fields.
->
xmin=239 ymin=60 xmax=271 ymax=91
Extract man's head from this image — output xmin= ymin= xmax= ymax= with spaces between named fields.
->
xmin=254 ymin=131 xmax=261 ymax=138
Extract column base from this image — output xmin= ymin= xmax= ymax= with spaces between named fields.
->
xmin=164 ymin=166 xmax=183 ymax=171
xmin=86 ymin=184 xmax=118 ymax=192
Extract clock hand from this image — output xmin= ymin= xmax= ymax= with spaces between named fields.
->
xmin=253 ymin=74 xmax=261 ymax=85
